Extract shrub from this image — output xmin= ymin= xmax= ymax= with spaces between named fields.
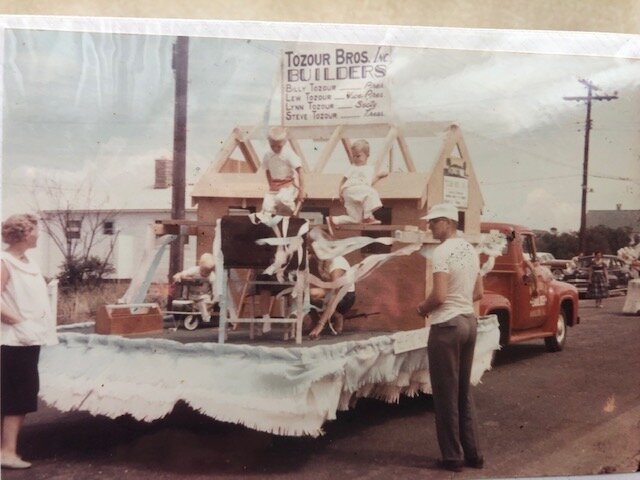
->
xmin=58 ymin=255 xmax=115 ymax=291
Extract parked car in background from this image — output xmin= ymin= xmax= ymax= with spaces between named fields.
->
xmin=536 ymin=252 xmax=574 ymax=280
xmin=563 ymin=254 xmax=632 ymax=298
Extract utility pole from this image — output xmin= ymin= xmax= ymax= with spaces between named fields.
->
xmin=563 ymin=79 xmax=617 ymax=253
xmin=169 ymin=36 xmax=189 ymax=284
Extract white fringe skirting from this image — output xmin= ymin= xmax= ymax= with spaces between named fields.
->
xmin=38 ymin=315 xmax=500 ymax=437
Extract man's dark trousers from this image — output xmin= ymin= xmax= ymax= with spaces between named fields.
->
xmin=427 ymin=313 xmax=482 ymax=463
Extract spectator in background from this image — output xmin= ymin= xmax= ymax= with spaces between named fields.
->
xmin=1 ymin=214 xmax=58 ymax=470
xmin=588 ymin=250 xmax=609 ymax=308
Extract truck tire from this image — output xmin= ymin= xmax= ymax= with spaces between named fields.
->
xmin=544 ymin=310 xmax=567 ymax=352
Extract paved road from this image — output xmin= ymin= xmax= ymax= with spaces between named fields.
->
xmin=4 ymin=296 xmax=640 ymax=479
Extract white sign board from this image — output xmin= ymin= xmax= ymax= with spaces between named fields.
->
xmin=281 ymin=44 xmax=393 ymax=126
xmin=443 ymin=175 xmax=469 ymax=208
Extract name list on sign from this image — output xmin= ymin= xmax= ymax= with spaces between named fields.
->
xmin=281 ymin=45 xmax=392 ymax=126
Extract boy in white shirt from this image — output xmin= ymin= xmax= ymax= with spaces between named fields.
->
xmin=327 ymin=139 xmax=387 ymax=235
xmin=258 ymin=127 xmax=306 ymax=328
xmin=260 ymin=126 xmax=305 ymax=216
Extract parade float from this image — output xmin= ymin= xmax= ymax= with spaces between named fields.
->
xmin=37 ymin=43 xmax=503 ymax=437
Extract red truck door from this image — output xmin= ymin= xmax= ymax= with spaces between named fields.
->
xmin=515 ymin=233 xmax=548 ymax=330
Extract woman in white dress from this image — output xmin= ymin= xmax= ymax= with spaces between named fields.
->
xmin=1 ymin=214 xmax=58 ymax=469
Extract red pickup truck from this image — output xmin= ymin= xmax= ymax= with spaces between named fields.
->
xmin=479 ymin=223 xmax=580 ymax=352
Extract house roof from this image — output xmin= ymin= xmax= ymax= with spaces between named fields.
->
xmin=587 ymin=209 xmax=640 ymax=231
xmin=31 ymin=183 xmax=197 ymax=213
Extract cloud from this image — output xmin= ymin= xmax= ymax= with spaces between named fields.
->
xmin=2 ymin=148 xmax=175 ymax=219
xmin=520 ymin=188 xmax=580 ymax=232
xmin=387 ymin=49 xmax=640 ymax=136
xmin=480 ymin=187 xmax=580 ymax=233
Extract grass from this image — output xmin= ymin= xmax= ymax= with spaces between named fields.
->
xmin=56 ymin=282 xmax=169 ymax=324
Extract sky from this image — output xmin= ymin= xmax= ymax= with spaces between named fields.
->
xmin=2 ymin=27 xmax=639 ymax=232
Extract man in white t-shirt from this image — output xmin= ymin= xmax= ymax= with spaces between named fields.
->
xmin=260 ymin=126 xmax=305 ymax=216
xmin=416 ymin=203 xmax=485 ymax=473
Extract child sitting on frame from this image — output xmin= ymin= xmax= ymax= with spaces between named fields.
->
xmin=327 ymin=139 xmax=387 ymax=235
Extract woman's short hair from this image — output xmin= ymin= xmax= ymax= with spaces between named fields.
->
xmin=2 ymin=214 xmax=38 ymax=245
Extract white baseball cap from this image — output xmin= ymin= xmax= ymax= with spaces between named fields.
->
xmin=421 ymin=203 xmax=459 ymax=222
xmin=268 ymin=126 xmax=287 ymax=142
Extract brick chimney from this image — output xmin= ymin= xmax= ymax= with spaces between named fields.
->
xmin=154 ymin=158 xmax=173 ymax=189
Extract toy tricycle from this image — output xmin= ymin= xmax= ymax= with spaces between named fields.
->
xmin=167 ymin=279 xmax=219 ymax=331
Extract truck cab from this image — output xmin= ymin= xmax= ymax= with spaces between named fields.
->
xmin=479 ymin=223 xmax=580 ymax=351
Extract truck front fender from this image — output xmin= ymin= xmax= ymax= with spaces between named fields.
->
xmin=548 ymin=283 xmax=580 ymax=326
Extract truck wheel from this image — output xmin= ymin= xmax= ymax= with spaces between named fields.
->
xmin=544 ymin=311 xmax=567 ymax=352
xmin=182 ymin=315 xmax=200 ymax=331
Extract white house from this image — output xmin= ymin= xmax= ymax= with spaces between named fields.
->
xmin=36 ymin=158 xmax=197 ymax=283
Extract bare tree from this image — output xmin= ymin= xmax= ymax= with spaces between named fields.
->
xmin=30 ymin=177 xmax=121 ymax=289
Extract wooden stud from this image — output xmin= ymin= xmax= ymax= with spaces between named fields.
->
xmin=341 ymin=137 xmax=353 ymax=164
xmin=237 ymin=270 xmax=253 ymax=317
xmin=428 ymin=124 xmax=459 ymax=179
xmin=213 ymin=130 xmax=240 ymax=173
xmin=396 ymin=132 xmax=417 ymax=172
xmin=237 ymin=139 xmax=261 ymax=172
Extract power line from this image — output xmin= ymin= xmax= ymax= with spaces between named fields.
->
xmin=466 ymin=131 xmax=578 ymax=171
xmin=590 ymin=173 xmax=640 ymax=182
xmin=481 ymin=174 xmax=579 ymax=185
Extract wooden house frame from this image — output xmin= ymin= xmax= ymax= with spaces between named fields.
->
xmin=186 ymin=121 xmax=485 ymax=334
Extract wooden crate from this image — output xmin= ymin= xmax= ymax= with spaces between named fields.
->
xmin=95 ymin=303 xmax=163 ymax=336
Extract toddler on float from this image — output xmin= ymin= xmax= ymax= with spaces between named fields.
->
xmin=327 ymin=139 xmax=387 ymax=235
xmin=172 ymin=253 xmax=217 ymax=322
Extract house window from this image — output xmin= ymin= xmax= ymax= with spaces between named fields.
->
xmin=522 ymin=234 xmax=535 ymax=260
xmin=66 ymin=220 xmax=81 ymax=240
xmin=103 ymin=220 xmax=115 ymax=235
